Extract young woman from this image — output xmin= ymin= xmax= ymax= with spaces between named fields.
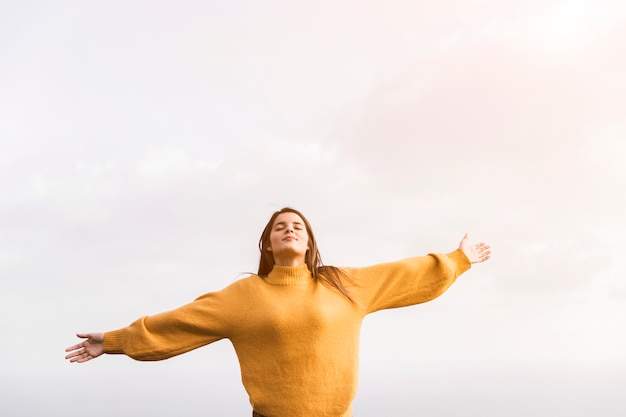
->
xmin=65 ymin=207 xmax=491 ymax=417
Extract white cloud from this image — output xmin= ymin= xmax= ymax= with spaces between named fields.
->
xmin=495 ymin=0 xmax=626 ymax=55
xmin=2 ymin=1 xmax=626 ymax=415
xmin=0 ymin=248 xmax=24 ymax=270
xmin=254 ymin=136 xmax=338 ymax=163
xmin=28 ymin=171 xmax=50 ymax=196
xmin=136 ymin=147 xmax=192 ymax=178
xmin=195 ymin=159 xmax=220 ymax=171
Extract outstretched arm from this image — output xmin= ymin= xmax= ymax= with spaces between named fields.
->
xmin=459 ymin=234 xmax=491 ymax=264
xmin=65 ymin=333 xmax=104 ymax=363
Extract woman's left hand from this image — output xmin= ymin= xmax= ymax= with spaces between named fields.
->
xmin=459 ymin=234 xmax=491 ymax=264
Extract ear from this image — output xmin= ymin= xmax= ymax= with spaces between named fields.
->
xmin=266 ymin=246 xmax=272 ymax=252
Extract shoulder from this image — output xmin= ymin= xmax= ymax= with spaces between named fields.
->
xmin=194 ymin=274 xmax=264 ymax=301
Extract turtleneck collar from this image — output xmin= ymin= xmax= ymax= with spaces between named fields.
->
xmin=264 ymin=264 xmax=313 ymax=286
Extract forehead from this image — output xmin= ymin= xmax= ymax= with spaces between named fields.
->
xmin=273 ymin=212 xmax=305 ymax=226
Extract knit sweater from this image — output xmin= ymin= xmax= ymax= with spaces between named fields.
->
xmin=104 ymin=249 xmax=471 ymax=417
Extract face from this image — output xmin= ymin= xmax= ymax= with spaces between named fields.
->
xmin=267 ymin=212 xmax=310 ymax=266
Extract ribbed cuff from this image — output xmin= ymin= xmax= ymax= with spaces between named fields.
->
xmin=103 ymin=329 xmax=125 ymax=353
xmin=447 ymin=248 xmax=472 ymax=274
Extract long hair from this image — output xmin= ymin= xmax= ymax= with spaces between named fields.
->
xmin=257 ymin=207 xmax=354 ymax=303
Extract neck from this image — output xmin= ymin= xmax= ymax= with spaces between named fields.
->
xmin=265 ymin=263 xmax=312 ymax=286
xmin=272 ymin=256 xmax=306 ymax=267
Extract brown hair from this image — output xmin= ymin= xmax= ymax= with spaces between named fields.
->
xmin=257 ymin=207 xmax=354 ymax=303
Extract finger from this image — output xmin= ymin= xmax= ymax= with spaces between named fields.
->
xmin=69 ymin=351 xmax=91 ymax=363
xmin=76 ymin=352 xmax=93 ymax=363
xmin=66 ymin=335 xmax=90 ymax=352
xmin=65 ymin=342 xmax=84 ymax=352
xmin=476 ymin=243 xmax=490 ymax=252
xmin=69 ymin=355 xmax=85 ymax=363
xmin=65 ymin=350 xmax=83 ymax=360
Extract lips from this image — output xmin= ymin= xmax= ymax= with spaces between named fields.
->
xmin=283 ymin=236 xmax=296 ymax=241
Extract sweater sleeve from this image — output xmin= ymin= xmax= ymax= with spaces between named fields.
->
xmin=347 ymin=249 xmax=471 ymax=314
xmin=103 ymin=279 xmax=248 ymax=361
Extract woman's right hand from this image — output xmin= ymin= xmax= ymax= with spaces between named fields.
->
xmin=65 ymin=333 xmax=104 ymax=363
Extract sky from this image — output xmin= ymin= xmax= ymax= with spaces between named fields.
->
xmin=1 ymin=0 xmax=625 ymax=415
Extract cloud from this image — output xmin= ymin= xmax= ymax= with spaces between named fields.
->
xmin=136 ymin=147 xmax=193 ymax=178
xmin=2 ymin=5 xmax=626 ymax=416
xmin=500 ymin=232 xmax=611 ymax=293
xmin=503 ymin=0 xmax=626 ymax=54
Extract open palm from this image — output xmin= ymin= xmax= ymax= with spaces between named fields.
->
xmin=65 ymin=333 xmax=104 ymax=363
xmin=459 ymin=234 xmax=491 ymax=264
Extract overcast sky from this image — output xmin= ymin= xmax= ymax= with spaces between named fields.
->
xmin=1 ymin=1 xmax=625 ymax=416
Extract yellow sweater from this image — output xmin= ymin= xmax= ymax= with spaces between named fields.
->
xmin=104 ymin=249 xmax=471 ymax=417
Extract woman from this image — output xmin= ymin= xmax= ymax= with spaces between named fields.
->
xmin=65 ymin=207 xmax=491 ymax=417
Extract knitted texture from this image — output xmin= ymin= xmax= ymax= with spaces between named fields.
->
xmin=104 ymin=249 xmax=471 ymax=417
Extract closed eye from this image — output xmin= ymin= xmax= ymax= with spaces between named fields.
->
xmin=273 ymin=221 xmax=305 ymax=231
